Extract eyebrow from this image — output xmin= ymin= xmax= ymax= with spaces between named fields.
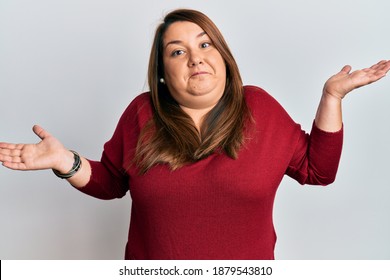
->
xmin=164 ymin=31 xmax=207 ymax=49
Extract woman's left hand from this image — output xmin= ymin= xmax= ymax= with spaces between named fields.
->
xmin=323 ymin=60 xmax=390 ymax=100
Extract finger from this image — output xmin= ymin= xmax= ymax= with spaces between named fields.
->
xmin=32 ymin=125 xmax=52 ymax=140
xmin=375 ymin=60 xmax=387 ymax=66
xmin=360 ymin=62 xmax=388 ymax=76
xmin=370 ymin=60 xmax=388 ymax=70
xmin=340 ymin=65 xmax=352 ymax=74
xmin=0 ymin=143 xmax=24 ymax=150
xmin=0 ymin=154 xmax=22 ymax=163
xmin=379 ymin=60 xmax=390 ymax=73
xmin=0 ymin=142 xmax=15 ymax=149
xmin=2 ymin=161 xmax=27 ymax=171
xmin=370 ymin=62 xmax=390 ymax=78
xmin=376 ymin=59 xmax=389 ymax=66
xmin=0 ymin=148 xmax=22 ymax=157
xmin=372 ymin=60 xmax=390 ymax=73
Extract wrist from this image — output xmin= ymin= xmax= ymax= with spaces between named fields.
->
xmin=53 ymin=150 xmax=82 ymax=179
xmin=55 ymin=150 xmax=77 ymax=174
xmin=322 ymin=81 xmax=346 ymax=101
xmin=321 ymin=90 xmax=343 ymax=104
xmin=315 ymin=90 xmax=343 ymax=132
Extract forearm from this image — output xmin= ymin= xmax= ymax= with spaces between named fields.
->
xmin=56 ymin=151 xmax=128 ymax=199
xmin=314 ymin=92 xmax=343 ymax=132
xmin=286 ymin=121 xmax=343 ymax=185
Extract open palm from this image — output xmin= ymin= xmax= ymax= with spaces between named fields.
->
xmin=324 ymin=60 xmax=390 ymax=100
xmin=0 ymin=125 xmax=67 ymax=171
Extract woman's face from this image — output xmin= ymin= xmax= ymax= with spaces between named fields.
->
xmin=162 ymin=21 xmax=226 ymax=112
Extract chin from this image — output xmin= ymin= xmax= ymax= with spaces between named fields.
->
xmin=189 ymin=82 xmax=221 ymax=95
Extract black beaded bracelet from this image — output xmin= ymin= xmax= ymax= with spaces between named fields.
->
xmin=52 ymin=150 xmax=82 ymax=179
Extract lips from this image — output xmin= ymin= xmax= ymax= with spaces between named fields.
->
xmin=190 ymin=71 xmax=209 ymax=77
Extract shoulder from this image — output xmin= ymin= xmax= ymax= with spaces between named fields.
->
xmin=243 ymin=85 xmax=300 ymax=132
xmin=122 ymin=92 xmax=152 ymax=118
xmin=125 ymin=92 xmax=152 ymax=112
xmin=243 ymin=85 xmax=269 ymax=96
xmin=118 ymin=92 xmax=153 ymax=129
xmin=243 ymin=85 xmax=285 ymax=113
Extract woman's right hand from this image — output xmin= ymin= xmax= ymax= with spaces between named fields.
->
xmin=0 ymin=125 xmax=74 ymax=173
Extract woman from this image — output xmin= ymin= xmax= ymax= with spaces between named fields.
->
xmin=0 ymin=9 xmax=389 ymax=259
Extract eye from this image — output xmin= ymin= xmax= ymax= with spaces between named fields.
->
xmin=201 ymin=42 xmax=211 ymax=48
xmin=171 ymin=49 xmax=185 ymax=57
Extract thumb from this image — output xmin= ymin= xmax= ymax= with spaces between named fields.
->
xmin=32 ymin=125 xmax=52 ymax=140
xmin=340 ymin=65 xmax=352 ymax=74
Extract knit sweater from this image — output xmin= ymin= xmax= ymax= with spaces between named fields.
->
xmin=77 ymin=85 xmax=343 ymax=259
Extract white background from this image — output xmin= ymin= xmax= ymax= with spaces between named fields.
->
xmin=0 ymin=0 xmax=389 ymax=259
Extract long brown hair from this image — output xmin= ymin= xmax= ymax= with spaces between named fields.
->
xmin=135 ymin=9 xmax=251 ymax=173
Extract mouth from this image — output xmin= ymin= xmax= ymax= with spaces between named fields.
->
xmin=190 ymin=71 xmax=209 ymax=78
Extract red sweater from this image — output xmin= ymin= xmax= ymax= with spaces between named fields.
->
xmin=78 ymin=85 xmax=343 ymax=259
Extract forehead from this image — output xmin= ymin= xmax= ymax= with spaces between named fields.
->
xmin=163 ymin=21 xmax=206 ymax=45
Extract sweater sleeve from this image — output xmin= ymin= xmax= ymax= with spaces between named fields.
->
xmin=73 ymin=118 xmax=130 ymax=200
xmin=74 ymin=158 xmax=129 ymax=200
xmin=285 ymin=121 xmax=343 ymax=185
xmin=73 ymin=94 xmax=151 ymax=199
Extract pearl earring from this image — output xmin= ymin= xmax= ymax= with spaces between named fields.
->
xmin=159 ymin=78 xmax=165 ymax=84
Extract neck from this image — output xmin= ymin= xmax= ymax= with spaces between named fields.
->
xmin=180 ymin=105 xmax=215 ymax=131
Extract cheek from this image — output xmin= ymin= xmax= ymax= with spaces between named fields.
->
xmin=163 ymin=63 xmax=187 ymax=94
xmin=215 ymin=61 xmax=227 ymax=82
xmin=211 ymin=53 xmax=226 ymax=75
xmin=164 ymin=61 xmax=185 ymax=81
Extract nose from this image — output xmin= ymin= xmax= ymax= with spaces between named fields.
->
xmin=188 ymin=50 xmax=203 ymax=67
